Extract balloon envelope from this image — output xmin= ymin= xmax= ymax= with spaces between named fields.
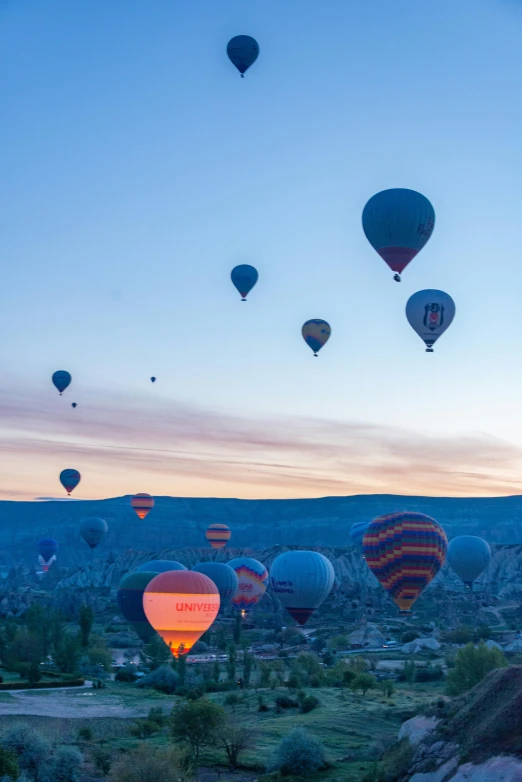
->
xmin=205 ymin=524 xmax=232 ymax=549
xmin=270 ymin=551 xmax=335 ymax=625
xmin=52 ymin=370 xmax=71 ymax=395
xmin=192 ymin=562 xmax=239 ymax=607
xmin=362 ymin=189 xmax=435 ymax=275
xmin=39 ymin=538 xmax=58 ymax=563
xmin=143 ymin=570 xmax=220 ymax=657
xmin=117 ymin=571 xmax=157 ymax=642
xmin=406 ymin=290 xmax=455 ymax=352
xmin=137 ymin=560 xmax=187 ymax=574
xmin=350 ymin=522 xmax=370 ymax=552
xmin=447 ymin=536 xmax=491 ymax=589
xmin=227 ymin=557 xmax=268 ymax=613
xmin=80 ymin=517 xmax=108 ymax=550
xmin=302 ymin=320 xmax=331 ymax=356
xmin=131 ymin=493 xmax=154 ymax=519
xmin=363 ymin=511 xmax=447 ymax=612
xmin=150 ymin=377 xmax=156 ymax=383
xmin=231 ymin=265 xmax=258 ymax=300
xmin=227 ymin=36 xmax=259 ymax=76
xmin=60 ymin=469 xmax=80 ymax=495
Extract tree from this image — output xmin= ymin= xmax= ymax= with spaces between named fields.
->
xmin=1 ymin=723 xmax=50 ymax=782
xmin=92 ymin=747 xmax=111 ymax=776
xmin=52 ymin=632 xmax=81 ymax=675
xmin=111 ymin=744 xmax=192 ymax=782
xmin=215 ymin=626 xmax=227 ymax=652
xmin=27 ymin=663 xmax=41 ymax=686
xmin=140 ymin=636 xmax=171 ymax=670
xmin=446 ymin=642 xmax=507 ymax=696
xmin=227 ymin=644 xmax=237 ymax=686
xmin=401 ymin=659 xmax=417 ymax=684
xmin=352 ymin=673 xmax=376 ymax=695
xmin=4 ymin=630 xmax=43 ymax=671
xmin=81 ymin=635 xmax=113 ymax=678
xmin=212 ymin=661 xmax=220 ymax=683
xmin=48 ymin=746 xmax=83 ymax=782
xmin=379 ymin=679 xmax=395 ymax=698
xmin=170 ymin=699 xmax=226 ymax=761
xmin=327 ymin=635 xmax=348 ymax=652
xmin=233 ymin=614 xmax=242 ymax=644
xmin=78 ymin=605 xmax=94 ymax=648
xmin=243 ymin=651 xmax=254 ymax=687
xmin=175 ymin=647 xmax=187 ymax=687
xmin=219 ymin=719 xmax=257 ymax=768
xmin=0 ymin=747 xmax=18 ymax=781
xmin=267 ymin=728 xmax=326 ymax=776
xmin=137 ymin=664 xmax=179 ymax=694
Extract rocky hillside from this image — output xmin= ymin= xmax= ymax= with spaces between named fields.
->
xmin=398 ymin=666 xmax=522 ymax=780
xmin=3 ymin=493 xmax=522 ymax=567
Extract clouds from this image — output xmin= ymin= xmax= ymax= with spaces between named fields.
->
xmin=0 ymin=386 xmax=521 ymax=500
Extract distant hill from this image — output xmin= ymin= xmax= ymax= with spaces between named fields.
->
xmin=2 ymin=493 xmax=522 ymax=566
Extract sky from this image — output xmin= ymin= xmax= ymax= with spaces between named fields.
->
xmin=2 ymin=0 xmax=522 ymax=501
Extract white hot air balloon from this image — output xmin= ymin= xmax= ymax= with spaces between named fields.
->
xmin=406 ymin=289 xmax=455 ymax=352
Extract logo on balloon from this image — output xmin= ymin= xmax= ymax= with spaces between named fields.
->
xmin=423 ymin=303 xmax=444 ymax=331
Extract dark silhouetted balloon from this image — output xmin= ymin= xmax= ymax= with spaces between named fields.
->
xmin=38 ymin=538 xmax=58 ymax=572
xmin=447 ymin=536 xmax=491 ymax=591
xmin=362 ymin=189 xmax=435 ymax=281
xmin=150 ymin=377 xmax=156 ymax=383
xmin=52 ymin=370 xmax=71 ymax=395
xmin=227 ymin=36 xmax=259 ymax=77
xmin=231 ymin=265 xmax=258 ymax=301
xmin=302 ymin=319 xmax=331 ymax=356
xmin=60 ymin=469 xmax=80 ymax=495
xmin=137 ymin=560 xmax=187 ymax=574
xmin=363 ymin=511 xmax=447 ymax=612
xmin=71 ymin=403 xmax=77 ymax=409
xmin=80 ymin=517 xmax=108 ymax=550
xmin=192 ymin=562 xmax=238 ymax=607
xmin=270 ymin=551 xmax=335 ymax=625
xmin=117 ymin=571 xmax=157 ymax=642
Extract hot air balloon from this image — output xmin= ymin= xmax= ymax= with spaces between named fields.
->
xmin=205 ymin=524 xmax=232 ymax=549
xmin=302 ymin=320 xmax=331 ymax=356
xmin=192 ymin=562 xmax=239 ymax=608
xmin=38 ymin=538 xmax=58 ymax=573
xmin=270 ymin=551 xmax=334 ymax=625
xmin=362 ymin=189 xmax=435 ymax=281
xmin=227 ymin=557 xmax=268 ymax=614
xmin=71 ymin=403 xmax=77 ymax=409
xmin=131 ymin=493 xmax=154 ymax=519
xmin=143 ymin=570 xmax=220 ymax=657
xmin=227 ymin=36 xmax=259 ymax=77
xmin=406 ymin=290 xmax=455 ymax=353
xmin=60 ymin=469 xmax=80 ymax=495
xmin=80 ymin=517 xmax=108 ymax=550
xmin=350 ymin=522 xmax=370 ymax=552
xmin=363 ymin=511 xmax=447 ymax=612
xmin=231 ymin=265 xmax=258 ymax=301
xmin=150 ymin=377 xmax=156 ymax=383
xmin=52 ymin=370 xmax=71 ymax=395
xmin=137 ymin=560 xmax=187 ymax=574
xmin=447 ymin=536 xmax=491 ymax=591
xmin=117 ymin=571 xmax=157 ymax=642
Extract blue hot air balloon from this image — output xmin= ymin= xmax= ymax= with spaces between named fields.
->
xmin=227 ymin=36 xmax=259 ymax=77
xmin=231 ymin=265 xmax=258 ymax=301
xmin=192 ymin=562 xmax=239 ymax=608
xmin=270 ymin=550 xmax=335 ymax=625
xmin=59 ymin=469 xmax=80 ymax=495
xmin=137 ymin=560 xmax=187 ymax=574
xmin=52 ymin=371 xmax=71 ymax=395
xmin=350 ymin=522 xmax=370 ymax=552
xmin=38 ymin=538 xmax=58 ymax=572
xmin=362 ymin=189 xmax=435 ymax=281
xmin=447 ymin=536 xmax=492 ymax=591
xmin=117 ymin=571 xmax=157 ymax=642
xmin=302 ymin=319 xmax=331 ymax=356
xmin=80 ymin=517 xmax=108 ymax=550
xmin=406 ymin=290 xmax=456 ymax=353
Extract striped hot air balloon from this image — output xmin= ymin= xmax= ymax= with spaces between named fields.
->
xmin=59 ymin=469 xmax=80 ymax=495
xmin=131 ymin=493 xmax=154 ymax=520
xmin=228 ymin=557 xmax=268 ymax=614
xmin=362 ymin=511 xmax=447 ymax=612
xmin=205 ymin=524 xmax=232 ymax=549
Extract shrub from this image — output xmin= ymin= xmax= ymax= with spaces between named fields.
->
xmin=92 ymin=746 xmax=111 ymax=776
xmin=77 ymin=727 xmax=92 ymax=742
xmin=115 ymin=665 xmax=138 ymax=683
xmin=401 ymin=630 xmax=418 ymax=644
xmin=137 ymin=664 xmax=179 ymax=694
xmin=111 ymin=744 xmax=191 ymax=782
xmin=416 ymin=665 xmax=444 ymax=683
xmin=47 ymin=746 xmax=83 ymax=782
xmin=446 ymin=642 xmax=507 ymax=696
xmin=351 ymin=673 xmax=376 ymax=695
xmin=1 ymin=723 xmax=50 ymax=782
xmin=300 ymin=695 xmax=319 ymax=713
xmin=0 ymin=747 xmax=19 ymax=781
xmin=147 ymin=706 xmax=167 ymax=727
xmin=267 ymin=728 xmax=326 ymax=776
xmin=171 ymin=698 xmax=225 ymax=761
xmin=131 ymin=719 xmax=158 ymax=739
xmin=257 ymin=695 xmax=268 ymax=712
xmin=275 ymin=694 xmax=299 ymax=709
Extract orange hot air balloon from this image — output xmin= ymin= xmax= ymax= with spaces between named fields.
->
xmin=143 ymin=571 xmax=220 ymax=657
xmin=131 ymin=493 xmax=154 ymax=520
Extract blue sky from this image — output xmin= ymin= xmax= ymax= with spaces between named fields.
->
xmin=2 ymin=0 xmax=522 ymax=500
